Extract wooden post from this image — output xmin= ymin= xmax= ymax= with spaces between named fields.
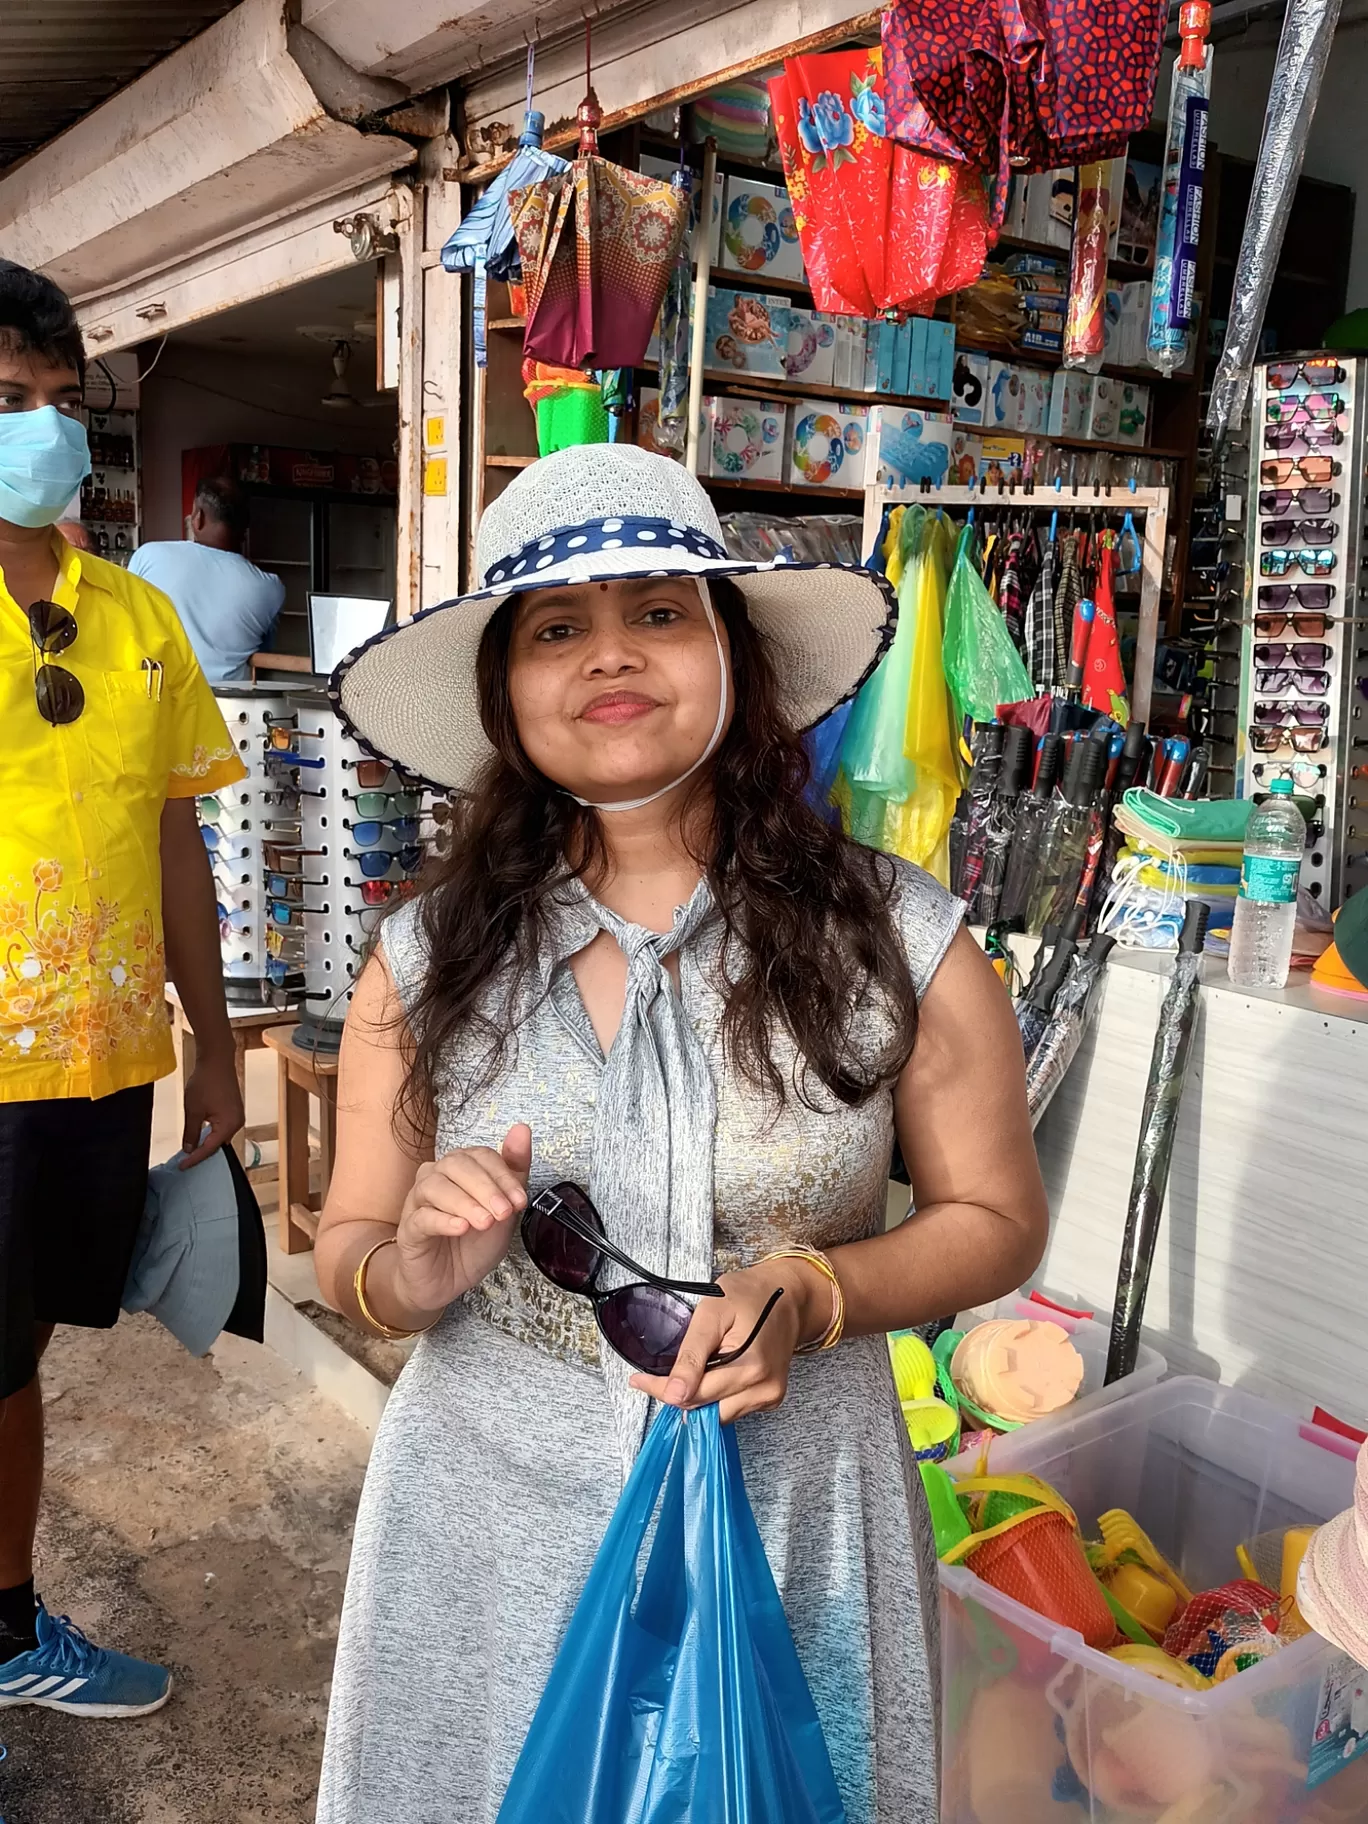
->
xmin=685 ymin=138 xmax=718 ymax=476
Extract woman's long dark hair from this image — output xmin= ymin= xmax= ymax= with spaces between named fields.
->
xmin=394 ymin=576 xmax=919 ymax=1134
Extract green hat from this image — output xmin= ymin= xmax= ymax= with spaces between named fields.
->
xmin=1335 ymin=889 xmax=1368 ymax=990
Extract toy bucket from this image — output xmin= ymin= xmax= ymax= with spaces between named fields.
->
xmin=961 ymin=1510 xmax=1117 ymax=1652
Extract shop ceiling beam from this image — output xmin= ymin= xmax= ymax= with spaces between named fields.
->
xmin=0 ymin=0 xmax=416 ymax=303
xmin=74 ymin=174 xmax=402 ymax=354
xmin=457 ymin=0 xmax=881 ymax=173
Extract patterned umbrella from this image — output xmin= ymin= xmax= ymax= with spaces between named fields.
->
xmin=441 ymin=104 xmax=569 ymax=370
xmin=769 ymin=48 xmax=989 ymax=318
xmin=1105 ymin=901 xmax=1209 ymax=1382
xmin=882 ymin=0 xmax=1168 ymax=212
xmin=509 ymin=90 xmax=689 ymax=372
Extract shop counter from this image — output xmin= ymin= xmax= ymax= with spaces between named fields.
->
xmin=1025 ymin=948 xmax=1368 ymax=1422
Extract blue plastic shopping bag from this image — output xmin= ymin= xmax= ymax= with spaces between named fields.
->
xmin=498 ymin=1403 xmax=847 ymax=1824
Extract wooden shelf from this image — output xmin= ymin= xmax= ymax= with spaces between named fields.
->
xmin=694 ymin=368 xmax=949 ymax=411
xmin=955 ymin=333 xmax=1191 ymax=388
xmin=488 ymin=317 xmax=526 ymax=332
xmin=485 ymin=453 xmax=536 ymax=469
xmin=995 ymin=233 xmax=1155 ymax=285
xmin=699 ymin=474 xmax=863 ymax=501
xmin=708 ymin=266 xmax=814 ymax=298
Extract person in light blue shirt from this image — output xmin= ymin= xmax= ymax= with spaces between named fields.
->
xmin=130 ymin=476 xmax=285 ymax=681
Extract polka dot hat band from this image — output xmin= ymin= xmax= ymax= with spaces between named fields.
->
xmin=332 ymin=444 xmax=897 ymax=794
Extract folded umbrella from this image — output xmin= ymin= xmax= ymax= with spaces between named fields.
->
xmin=441 ymin=91 xmax=569 ymax=371
xmin=509 ymin=90 xmax=689 ymax=371
xmin=1024 ymin=932 xmax=1115 ymax=1125
xmin=770 ymin=49 xmax=989 ymax=317
xmin=1105 ymin=900 xmax=1209 ymax=1383
xmin=884 ymin=0 xmax=1168 ymax=182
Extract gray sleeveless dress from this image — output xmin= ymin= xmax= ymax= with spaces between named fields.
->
xmin=316 ymin=857 xmax=963 ymax=1824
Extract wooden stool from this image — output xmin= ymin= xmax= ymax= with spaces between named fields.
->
xmin=262 ymin=1025 xmax=340 ymax=1254
xmin=166 ymin=991 xmax=294 ymax=1190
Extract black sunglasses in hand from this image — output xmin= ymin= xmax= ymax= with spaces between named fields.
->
xmin=28 ymin=599 xmax=84 ymax=726
xmin=522 ymin=1182 xmax=782 ymax=1376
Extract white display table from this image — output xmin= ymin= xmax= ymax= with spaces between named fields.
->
xmin=1029 ymin=948 xmax=1368 ymax=1423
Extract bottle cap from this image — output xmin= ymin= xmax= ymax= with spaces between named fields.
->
xmin=1269 ymin=778 xmax=1295 ymax=796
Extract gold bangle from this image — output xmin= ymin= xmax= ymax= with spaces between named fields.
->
xmin=760 ymin=1246 xmax=845 ymax=1354
xmin=353 ymin=1236 xmax=439 ymax=1342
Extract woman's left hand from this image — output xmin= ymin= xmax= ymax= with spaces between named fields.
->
xmin=629 ymin=1257 xmax=830 ymax=1424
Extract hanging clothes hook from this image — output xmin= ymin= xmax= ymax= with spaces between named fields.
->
xmin=526 ymin=42 xmax=536 ymax=116
xmin=1117 ymin=509 xmax=1142 ymax=576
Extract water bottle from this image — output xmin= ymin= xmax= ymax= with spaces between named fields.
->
xmin=1227 ymin=779 xmax=1305 ymax=988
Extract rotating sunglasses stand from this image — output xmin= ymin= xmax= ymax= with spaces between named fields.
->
xmin=1242 ymin=355 xmax=1368 ymax=906
xmin=204 ymin=693 xmax=295 ymax=1003
xmin=259 ymin=692 xmax=432 ymax=1053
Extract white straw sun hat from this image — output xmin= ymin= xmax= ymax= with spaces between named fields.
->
xmin=331 ymin=444 xmax=896 ymax=793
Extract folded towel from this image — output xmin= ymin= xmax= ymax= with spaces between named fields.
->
xmin=1121 ymin=789 xmax=1256 ymax=843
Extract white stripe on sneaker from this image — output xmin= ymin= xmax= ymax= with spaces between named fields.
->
xmin=25 ymin=1676 xmax=66 ymax=1696
xmin=46 ymin=1678 xmax=88 ymax=1700
xmin=0 ymin=1673 xmax=40 ymax=1692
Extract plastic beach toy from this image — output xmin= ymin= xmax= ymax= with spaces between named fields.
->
xmin=945 ymin=1474 xmax=1117 ymax=1651
xmin=949 ymin=1318 xmax=1085 ymax=1425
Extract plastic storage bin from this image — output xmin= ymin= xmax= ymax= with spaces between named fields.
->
xmin=943 ymin=1295 xmax=1167 ymax=1470
xmin=940 ymin=1378 xmax=1365 ymax=1823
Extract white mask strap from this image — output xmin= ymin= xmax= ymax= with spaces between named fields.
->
xmin=571 ymin=579 xmax=728 ymax=814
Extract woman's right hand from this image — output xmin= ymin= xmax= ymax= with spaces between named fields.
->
xmin=392 ymin=1123 xmax=533 ymax=1313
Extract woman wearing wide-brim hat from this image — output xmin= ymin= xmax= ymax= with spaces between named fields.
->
xmin=313 ymin=444 xmax=1046 ymax=1823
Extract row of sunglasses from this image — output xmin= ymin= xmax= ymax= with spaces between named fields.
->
xmin=1253 ymin=381 xmax=1348 ymax=760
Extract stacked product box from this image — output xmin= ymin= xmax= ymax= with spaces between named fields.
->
xmin=718 ymin=176 xmax=806 ymax=284
xmin=779 ymin=309 xmax=836 ymax=388
xmin=704 ymin=287 xmax=788 ymax=381
xmin=787 ymin=399 xmax=869 ymax=488
xmin=703 ymin=396 xmax=788 ymax=481
xmin=866 ymin=405 xmax=955 ymax=487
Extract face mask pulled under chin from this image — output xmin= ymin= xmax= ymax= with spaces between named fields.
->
xmin=0 ymin=406 xmax=92 ymax=529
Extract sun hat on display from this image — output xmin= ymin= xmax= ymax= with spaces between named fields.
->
xmin=1297 ymin=1436 xmax=1368 ymax=1666
xmin=330 ymin=443 xmax=895 ymax=793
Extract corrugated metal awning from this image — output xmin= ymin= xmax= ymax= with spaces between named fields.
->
xmin=0 ymin=0 xmax=240 ymax=172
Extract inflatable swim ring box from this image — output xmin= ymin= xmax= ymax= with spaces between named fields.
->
xmin=704 ymin=396 xmax=787 ymax=482
xmin=718 ymin=176 xmax=805 ymax=283
xmin=787 ymin=399 xmax=870 ymax=489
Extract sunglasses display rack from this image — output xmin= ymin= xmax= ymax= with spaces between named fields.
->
xmin=204 ymin=692 xmax=295 ymax=1001
xmin=1241 ymin=354 xmax=1368 ymax=905
xmin=261 ymin=693 xmax=429 ymax=1048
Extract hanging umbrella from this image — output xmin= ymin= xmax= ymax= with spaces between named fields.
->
xmin=1024 ymin=933 xmax=1115 ymax=1126
xmin=768 ymin=49 xmax=989 ymax=318
xmin=441 ymin=106 xmax=568 ymax=285
xmin=881 ymin=0 xmax=1167 ymax=204
xmin=440 ymin=57 xmax=570 ymax=372
xmin=1105 ymin=901 xmax=1209 ymax=1383
xmin=509 ymin=87 xmax=689 ymax=372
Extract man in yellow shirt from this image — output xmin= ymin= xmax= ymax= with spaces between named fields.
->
xmin=0 ymin=261 xmax=247 ymax=1715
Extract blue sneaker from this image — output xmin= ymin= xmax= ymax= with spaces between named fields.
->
xmin=0 ymin=1605 xmax=171 ymax=1718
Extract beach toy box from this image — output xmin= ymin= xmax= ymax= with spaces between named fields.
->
xmin=866 ymin=406 xmax=953 ymax=489
xmin=940 ymin=1379 xmax=1365 ymax=1824
xmin=704 ymin=287 xmax=788 ymax=381
xmin=787 ymin=399 xmax=869 ymax=489
xmin=780 ymin=308 xmax=837 ymax=389
xmin=718 ymin=176 xmax=805 ymax=284
xmin=703 ymin=395 xmax=787 ymax=482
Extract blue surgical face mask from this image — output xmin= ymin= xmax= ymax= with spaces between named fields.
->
xmin=0 ymin=406 xmax=92 ymax=529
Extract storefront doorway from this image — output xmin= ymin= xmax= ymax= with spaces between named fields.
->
xmin=113 ymin=265 xmax=401 ymax=677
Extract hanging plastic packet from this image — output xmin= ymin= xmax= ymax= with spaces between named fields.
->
xmin=1148 ymin=4 xmax=1212 ymax=376
xmin=1063 ymin=163 xmax=1112 ymax=373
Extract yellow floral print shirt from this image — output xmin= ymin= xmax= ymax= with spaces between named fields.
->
xmin=1 ymin=537 xmax=246 ymax=1102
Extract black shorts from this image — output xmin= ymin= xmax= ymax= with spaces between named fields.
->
xmin=0 ymin=1083 xmax=154 ymax=1399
